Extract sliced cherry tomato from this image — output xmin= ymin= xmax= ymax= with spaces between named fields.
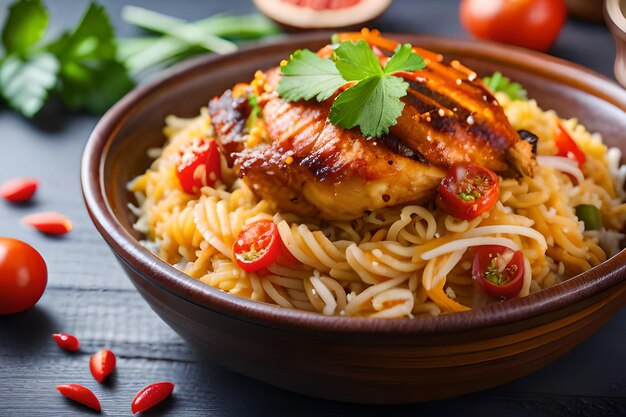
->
xmin=554 ymin=123 xmax=586 ymax=169
xmin=472 ymin=245 xmax=525 ymax=300
xmin=233 ymin=220 xmax=296 ymax=273
xmin=460 ymin=0 xmax=567 ymax=52
xmin=436 ymin=164 xmax=500 ymax=221
xmin=176 ymin=138 xmax=221 ymax=194
xmin=0 ymin=238 xmax=47 ymax=315
xmin=90 ymin=349 xmax=116 ymax=382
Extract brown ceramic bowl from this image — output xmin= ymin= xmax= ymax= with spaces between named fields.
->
xmin=81 ymin=33 xmax=626 ymax=404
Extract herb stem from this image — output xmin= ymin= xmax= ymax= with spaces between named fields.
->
xmin=120 ymin=37 xmax=190 ymax=75
xmin=122 ymin=5 xmax=237 ymax=54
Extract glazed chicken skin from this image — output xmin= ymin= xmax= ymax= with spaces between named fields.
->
xmin=210 ymin=82 xmax=445 ymax=219
xmin=209 ymin=31 xmax=536 ymax=221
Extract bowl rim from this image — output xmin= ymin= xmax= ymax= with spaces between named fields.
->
xmin=82 ymin=32 xmax=626 ymax=335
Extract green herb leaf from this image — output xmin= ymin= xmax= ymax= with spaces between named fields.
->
xmin=58 ymin=61 xmax=133 ymax=114
xmin=2 ymin=0 xmax=48 ymax=56
xmin=47 ymin=2 xmax=133 ymax=113
xmin=276 ymin=49 xmax=345 ymax=102
xmin=245 ymin=93 xmax=261 ymax=132
xmin=384 ymin=44 xmax=426 ymax=74
xmin=329 ymin=75 xmax=408 ymax=137
xmin=278 ymin=40 xmax=425 ymax=137
xmin=483 ymin=71 xmax=527 ymax=101
xmin=333 ymin=40 xmax=382 ymax=81
xmin=0 ymin=53 xmax=59 ymax=117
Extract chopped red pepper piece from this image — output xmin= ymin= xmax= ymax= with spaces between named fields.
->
xmin=554 ymin=122 xmax=586 ymax=169
xmin=89 ymin=349 xmax=116 ymax=382
xmin=52 ymin=333 xmax=80 ymax=352
xmin=176 ymin=138 xmax=221 ymax=194
xmin=0 ymin=177 xmax=38 ymax=203
xmin=21 ymin=212 xmax=73 ymax=235
xmin=131 ymin=381 xmax=175 ymax=414
xmin=56 ymin=384 xmax=101 ymax=412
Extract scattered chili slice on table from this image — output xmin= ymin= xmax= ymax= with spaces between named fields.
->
xmin=56 ymin=384 xmax=101 ymax=412
xmin=52 ymin=333 xmax=80 ymax=352
xmin=21 ymin=211 xmax=73 ymax=235
xmin=554 ymin=122 xmax=585 ymax=169
xmin=472 ymin=245 xmax=525 ymax=299
xmin=233 ymin=220 xmax=296 ymax=273
xmin=436 ymin=163 xmax=500 ymax=220
xmin=0 ymin=177 xmax=39 ymax=203
xmin=131 ymin=381 xmax=175 ymax=414
xmin=176 ymin=138 xmax=221 ymax=194
xmin=90 ymin=349 xmax=116 ymax=382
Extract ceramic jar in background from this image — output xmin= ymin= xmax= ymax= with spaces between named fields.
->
xmin=605 ymin=0 xmax=626 ymax=87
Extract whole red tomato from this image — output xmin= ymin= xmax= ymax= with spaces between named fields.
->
xmin=460 ymin=0 xmax=567 ymax=51
xmin=0 ymin=238 xmax=47 ymax=314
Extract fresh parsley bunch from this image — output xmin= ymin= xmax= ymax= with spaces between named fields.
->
xmin=0 ymin=0 xmax=133 ymax=117
xmin=0 ymin=1 xmax=279 ymax=118
xmin=277 ymin=39 xmax=426 ymax=138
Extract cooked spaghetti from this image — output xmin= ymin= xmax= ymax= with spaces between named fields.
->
xmin=129 ymin=33 xmax=626 ymax=319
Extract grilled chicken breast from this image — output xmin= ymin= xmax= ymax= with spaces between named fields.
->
xmin=209 ymin=31 xmax=535 ymax=220
xmin=210 ymin=84 xmax=445 ymax=219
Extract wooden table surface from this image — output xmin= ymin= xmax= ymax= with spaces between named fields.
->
xmin=0 ymin=1 xmax=625 ymax=416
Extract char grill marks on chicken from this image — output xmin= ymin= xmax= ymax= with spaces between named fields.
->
xmin=337 ymin=30 xmax=535 ymax=176
xmin=208 ymin=31 xmax=536 ymax=221
xmin=210 ymin=79 xmax=445 ymax=220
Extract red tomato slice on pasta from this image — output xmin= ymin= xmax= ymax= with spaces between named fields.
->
xmin=233 ymin=220 xmax=296 ymax=273
xmin=176 ymin=138 xmax=221 ymax=194
xmin=436 ymin=164 xmax=500 ymax=221
xmin=472 ymin=245 xmax=524 ymax=299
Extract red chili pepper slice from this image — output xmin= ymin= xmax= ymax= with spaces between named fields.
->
xmin=52 ymin=333 xmax=80 ymax=352
xmin=436 ymin=163 xmax=500 ymax=220
xmin=21 ymin=212 xmax=73 ymax=235
xmin=554 ymin=122 xmax=586 ymax=169
xmin=56 ymin=384 xmax=101 ymax=412
xmin=0 ymin=177 xmax=38 ymax=203
xmin=232 ymin=220 xmax=296 ymax=273
xmin=472 ymin=245 xmax=525 ymax=299
xmin=131 ymin=381 xmax=175 ymax=414
xmin=176 ymin=138 xmax=221 ymax=194
xmin=90 ymin=349 xmax=116 ymax=382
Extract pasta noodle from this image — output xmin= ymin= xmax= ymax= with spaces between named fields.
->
xmin=129 ymin=91 xmax=626 ymax=319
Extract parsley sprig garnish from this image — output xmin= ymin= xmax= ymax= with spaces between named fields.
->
xmin=277 ymin=40 xmax=426 ymax=138
xmin=483 ymin=71 xmax=527 ymax=101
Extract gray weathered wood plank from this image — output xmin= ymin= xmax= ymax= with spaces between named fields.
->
xmin=1 ymin=354 xmax=625 ymax=417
